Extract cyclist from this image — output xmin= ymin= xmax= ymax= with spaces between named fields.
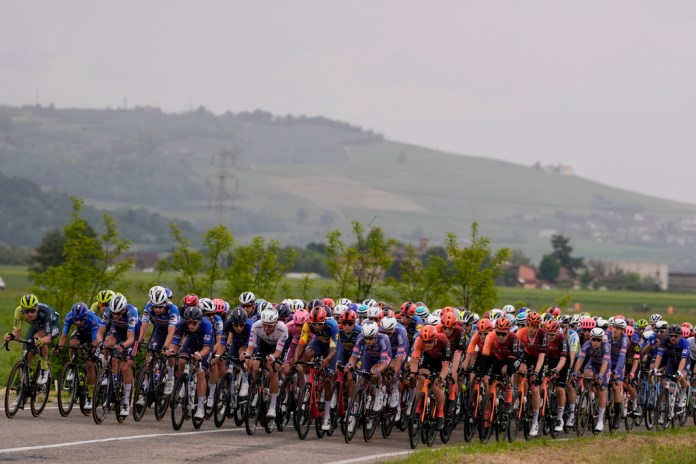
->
xmin=378 ymin=315 xmax=408 ymax=418
xmin=200 ymin=298 xmax=224 ymax=409
xmin=437 ymin=312 xmax=467 ymax=413
xmin=623 ymin=325 xmax=642 ymax=417
xmin=515 ymin=311 xmax=547 ymax=437
xmin=634 ymin=319 xmax=648 ymax=343
xmin=653 ymin=324 xmax=690 ymax=420
xmin=480 ymin=318 xmax=519 ymax=417
xmin=345 ymin=321 xmax=391 ymax=419
xmin=397 ymin=302 xmax=423 ymax=352
xmin=605 ymin=318 xmax=628 ymax=429
xmin=543 ymin=319 xmax=569 ymax=432
xmin=165 ymin=306 xmax=213 ymax=420
xmin=53 ymin=302 xmax=101 ymax=410
xmin=217 ymin=307 xmax=253 ymax=397
xmin=96 ymin=294 xmax=140 ymax=416
xmin=90 ymin=289 xmax=115 ymax=316
xmin=239 ymin=291 xmax=257 ymax=320
xmin=407 ymin=325 xmax=451 ymax=430
xmin=138 ymin=286 xmax=180 ymax=396
xmin=573 ymin=326 xmax=611 ymax=432
xmin=560 ymin=315 xmax=580 ymax=427
xmin=244 ymin=308 xmax=289 ymax=419
xmin=336 ymin=307 xmax=362 ymax=368
xmin=282 ymin=309 xmax=311 ymax=382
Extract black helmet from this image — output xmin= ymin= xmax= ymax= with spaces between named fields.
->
xmin=229 ymin=308 xmax=248 ymax=325
xmin=183 ymin=306 xmax=203 ymax=321
xmin=669 ymin=324 xmax=682 ymax=336
xmin=277 ymin=303 xmax=291 ymax=321
xmin=307 ymin=299 xmax=323 ymax=310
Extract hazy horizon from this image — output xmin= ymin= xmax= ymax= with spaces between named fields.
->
xmin=2 ymin=2 xmax=695 ymax=204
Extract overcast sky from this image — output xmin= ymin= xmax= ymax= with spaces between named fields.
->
xmin=2 ymin=2 xmax=695 ymax=204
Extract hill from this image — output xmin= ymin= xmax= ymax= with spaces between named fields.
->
xmin=2 ymin=105 xmax=696 ymax=270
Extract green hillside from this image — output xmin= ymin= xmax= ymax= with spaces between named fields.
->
xmin=2 ymin=105 xmax=696 ymax=269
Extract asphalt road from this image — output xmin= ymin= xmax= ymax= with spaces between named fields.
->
xmin=0 ymin=404 xmax=657 ymax=464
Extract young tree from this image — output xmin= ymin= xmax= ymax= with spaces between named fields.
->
xmin=165 ymin=223 xmax=205 ymax=296
xmin=202 ymin=225 xmax=235 ymax=297
xmin=444 ymin=222 xmax=510 ymax=314
xmin=385 ymin=244 xmax=449 ymax=307
xmin=550 ymin=234 xmax=584 ymax=277
xmin=538 ymin=254 xmax=560 ymax=282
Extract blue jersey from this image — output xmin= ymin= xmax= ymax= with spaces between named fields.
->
xmin=220 ymin=318 xmax=253 ymax=348
xmin=384 ymin=324 xmax=409 ymax=359
xmin=63 ymin=309 xmax=101 ymax=340
xmin=141 ymin=302 xmax=179 ymax=331
xmin=576 ymin=339 xmax=611 ymax=367
xmin=172 ymin=317 xmax=213 ymax=349
xmin=401 ymin=315 xmax=424 ymax=348
xmin=101 ymin=304 xmax=140 ymax=336
xmin=351 ymin=332 xmax=391 ymax=363
xmin=605 ymin=331 xmax=629 ymax=374
xmin=338 ymin=324 xmax=363 ymax=356
xmin=657 ymin=337 xmax=689 ymax=363
xmin=208 ymin=314 xmax=224 ymax=338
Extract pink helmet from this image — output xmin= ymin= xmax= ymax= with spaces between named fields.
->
xmin=580 ymin=316 xmax=596 ymax=330
xmin=293 ymin=309 xmax=310 ymax=326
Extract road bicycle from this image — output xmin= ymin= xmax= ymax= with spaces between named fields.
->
xmin=406 ymin=371 xmax=440 ymax=449
xmin=93 ymin=349 xmax=131 ymax=424
xmin=132 ymin=348 xmax=171 ymax=421
xmin=57 ymin=342 xmax=92 ymax=417
xmin=294 ymin=359 xmax=329 ymax=440
xmin=3 ymin=338 xmax=51 ymax=418
xmin=170 ymin=355 xmax=205 ymax=430
xmin=213 ymin=354 xmax=246 ymax=428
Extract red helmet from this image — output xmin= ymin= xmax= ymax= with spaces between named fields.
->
xmin=308 ymin=307 xmax=327 ymax=324
xmin=496 ymin=317 xmax=512 ymax=333
xmin=527 ymin=311 xmax=542 ymax=327
xmin=441 ymin=306 xmax=455 ymax=317
xmin=341 ymin=309 xmax=357 ymax=323
xmin=477 ymin=318 xmax=492 ymax=334
xmin=212 ymin=298 xmax=226 ymax=314
xmin=384 ymin=309 xmax=395 ymax=318
xmin=401 ymin=302 xmax=417 ymax=316
xmin=183 ymin=294 xmax=199 ymax=307
xmin=322 ymin=298 xmax=335 ymax=309
xmin=441 ymin=312 xmax=458 ymax=328
xmin=544 ymin=319 xmax=560 ymax=333
xmin=420 ymin=325 xmax=438 ymax=342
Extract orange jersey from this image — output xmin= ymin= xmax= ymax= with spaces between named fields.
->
xmin=482 ymin=331 xmax=519 ymax=361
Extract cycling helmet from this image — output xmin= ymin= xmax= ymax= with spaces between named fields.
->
xmin=477 ymin=318 xmax=492 ymax=334
xmin=681 ymin=322 xmax=693 ymax=330
xmin=518 ymin=306 xmax=529 ymax=315
xmin=669 ymin=324 xmax=682 ymax=336
xmin=542 ymin=313 xmax=555 ymax=322
xmin=257 ymin=301 xmax=273 ymax=313
xmin=260 ymin=309 xmax=279 ymax=324
xmin=420 ymin=325 xmax=438 ymax=342
xmin=308 ymin=307 xmax=327 ymax=323
xmin=362 ymin=321 xmax=379 ymax=338
xmin=462 ymin=311 xmax=476 ymax=325
xmin=291 ymin=299 xmax=304 ymax=312
xmin=580 ymin=316 xmax=596 ymax=330
xmin=607 ymin=316 xmax=616 ymax=326
xmin=470 ymin=313 xmax=480 ymax=324
xmin=596 ymin=318 xmax=609 ymax=330
xmin=547 ymin=306 xmax=561 ymax=318
xmin=496 ymin=317 xmax=512 ymax=333
xmin=337 ymin=298 xmax=352 ymax=306
xmin=71 ymin=302 xmax=89 ymax=320
xmin=401 ymin=302 xmax=417 ymax=316
xmin=655 ymin=320 xmax=669 ymax=330
xmin=341 ymin=309 xmax=357 ymax=324
xmin=649 ymin=313 xmax=663 ymax=324
xmin=558 ymin=315 xmax=571 ymax=325
xmin=380 ymin=316 xmax=398 ymax=332
xmin=682 ymin=326 xmax=691 ymax=338
xmin=502 ymin=304 xmax=515 ymax=314
xmin=612 ymin=318 xmax=627 ymax=330
xmin=515 ymin=313 xmax=527 ymax=325
xmin=183 ymin=306 xmax=203 ymax=321
xmin=432 ymin=308 xmax=442 ymax=318
xmin=110 ymin=294 xmax=128 ymax=314
xmin=544 ymin=319 xmax=560 ymax=333
xmin=441 ymin=306 xmax=455 ymax=317
xmin=239 ymin=292 xmax=256 ymax=305
xmin=363 ymin=298 xmax=377 ymax=307
xmin=199 ymin=298 xmax=215 ymax=314
xmin=426 ymin=313 xmax=441 ymax=326
xmin=164 ymin=288 xmax=173 ymax=300
xmin=96 ymin=289 xmax=115 ymax=304
xmin=294 ymin=309 xmax=310 ymax=326
xmin=20 ymin=294 xmax=39 ymax=309
xmin=366 ymin=306 xmax=382 ymax=321
xmin=416 ymin=306 xmax=429 ymax=318
xmin=347 ymin=302 xmax=359 ymax=312
xmin=527 ymin=311 xmax=542 ymax=327
xmin=277 ymin=303 xmax=291 ymax=321
xmin=569 ymin=315 xmax=581 ymax=327
xmin=149 ymin=286 xmax=168 ymax=305
xmin=333 ymin=304 xmax=347 ymax=319
xmin=626 ymin=318 xmax=635 ymax=328
xmin=212 ymin=298 xmax=226 ymax=315
xmin=184 ymin=294 xmax=199 ymax=307
xmin=307 ymin=299 xmax=323 ymax=310
xmin=636 ymin=319 xmax=648 ymax=329
xmin=589 ymin=327 xmax=604 ymax=339
xmin=322 ymin=298 xmax=335 ymax=309
xmin=489 ymin=308 xmax=503 ymax=320
xmin=356 ymin=304 xmax=368 ymax=318
xmin=624 ymin=325 xmax=634 ymax=337
xmin=229 ymin=308 xmax=248 ymax=325
xmin=642 ymin=330 xmax=654 ymax=341
xmin=441 ymin=312 xmax=458 ymax=328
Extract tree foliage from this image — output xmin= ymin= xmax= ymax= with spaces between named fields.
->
xmin=162 ymin=223 xmax=205 ymax=296
xmin=385 ymin=244 xmax=449 ymax=307
xmin=538 ymin=254 xmax=561 ymax=282
xmin=550 ymin=234 xmax=584 ymax=277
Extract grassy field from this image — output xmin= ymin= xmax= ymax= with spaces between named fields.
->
xmin=389 ymin=426 xmax=696 ymax=464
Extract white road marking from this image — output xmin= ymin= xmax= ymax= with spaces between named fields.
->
xmin=0 ymin=428 xmax=245 ymax=454
xmin=328 ymin=451 xmax=414 ymax=464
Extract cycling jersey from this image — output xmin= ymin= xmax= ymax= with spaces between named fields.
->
xmin=336 ymin=324 xmax=362 ymax=365
xmin=220 ymin=318 xmax=253 ymax=354
xmin=299 ymin=318 xmax=339 ymax=349
xmin=657 ymin=336 xmax=689 ymax=364
xmin=576 ymin=340 xmax=611 ymax=368
xmin=62 ymin=308 xmax=101 ymax=341
xmin=516 ymin=327 xmax=546 ymax=357
xmin=412 ymin=333 xmax=451 ymax=361
xmin=466 ymin=331 xmax=487 ymax=354
xmin=545 ymin=331 xmax=569 ymax=360
xmin=172 ymin=317 xmax=213 ymax=349
xmin=13 ymin=303 xmax=60 ymax=334
xmin=688 ymin=337 xmax=696 ymax=362
xmin=248 ymin=320 xmax=289 ymax=352
xmin=436 ymin=324 xmax=467 ymax=352
xmin=482 ymin=332 xmax=519 ymax=361
xmin=383 ymin=323 xmax=408 ymax=360
xmin=606 ymin=332 xmax=628 ymax=378
xmin=624 ymin=340 xmax=641 ymax=369
xmin=141 ymin=302 xmax=180 ymax=331
xmin=351 ymin=332 xmax=391 ymax=364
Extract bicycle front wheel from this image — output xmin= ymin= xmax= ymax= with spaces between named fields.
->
xmin=4 ymin=361 xmax=26 ymax=419
xmin=93 ymin=368 xmax=111 ymax=425
xmin=57 ymin=361 xmax=78 ymax=417
xmin=344 ymin=388 xmax=363 ymax=444
xmin=295 ymin=383 xmax=312 ymax=440
xmin=132 ymin=365 xmax=150 ymax=422
xmin=214 ymin=374 xmax=232 ymax=428
xmin=576 ymin=391 xmax=590 ymax=438
xmin=170 ymin=375 xmax=188 ymax=431
xmin=656 ymin=389 xmax=670 ymax=431
xmin=31 ymin=367 xmax=50 ymax=417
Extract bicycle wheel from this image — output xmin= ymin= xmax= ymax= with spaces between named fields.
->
xmin=397 ymin=387 xmax=411 ymax=432
xmin=295 ymin=383 xmax=312 ymax=440
xmin=479 ymin=393 xmax=494 ymax=443
xmin=547 ymin=392 xmax=559 ymax=438
xmin=276 ymin=378 xmax=293 ymax=432
xmin=344 ymin=388 xmax=363 ymax=443
xmin=245 ymin=379 xmax=260 ymax=435
xmin=4 ymin=361 xmax=26 ymax=419
xmin=362 ymin=394 xmax=378 ymax=442
xmin=440 ymin=408 xmax=454 ymax=443
xmin=576 ymin=391 xmax=590 ymax=438
xmin=93 ymin=368 xmax=111 ymax=425
xmin=423 ymin=393 xmax=437 ymax=447
xmin=522 ymin=393 xmax=533 ymax=441
xmin=656 ymin=388 xmax=670 ymax=431
xmin=464 ymin=387 xmax=478 ymax=443
xmin=170 ymin=375 xmax=188 ymax=431
xmin=508 ymin=391 xmax=522 ymax=442
xmin=115 ymin=373 xmax=129 ymax=424
xmin=214 ymin=375 xmax=231 ymax=428
xmin=645 ymin=386 xmax=656 ymax=430
xmin=677 ymin=393 xmax=688 ymax=427
xmin=31 ymin=367 xmax=51 ymax=417
xmin=624 ymin=395 xmax=635 ymax=432
xmin=382 ymin=407 xmax=396 ymax=439
xmin=57 ymin=361 xmax=78 ymax=417
xmin=132 ymin=365 xmax=150 ymax=422
xmin=692 ymin=390 xmax=696 ymax=426
xmin=407 ymin=400 xmax=422 ymax=449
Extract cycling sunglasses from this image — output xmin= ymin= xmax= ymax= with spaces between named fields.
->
xmin=495 ymin=331 xmax=508 ymax=337
xmin=591 ymin=337 xmax=603 ymax=342
xmin=21 ymin=307 xmax=38 ymax=314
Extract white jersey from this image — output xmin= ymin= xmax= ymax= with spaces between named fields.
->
xmin=248 ymin=319 xmax=289 ymax=351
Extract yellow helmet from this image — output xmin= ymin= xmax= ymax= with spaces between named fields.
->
xmin=20 ymin=294 xmax=39 ymax=309
xmin=97 ymin=289 xmax=115 ymax=304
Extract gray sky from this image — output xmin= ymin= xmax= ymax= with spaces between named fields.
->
xmin=2 ymin=2 xmax=696 ymax=203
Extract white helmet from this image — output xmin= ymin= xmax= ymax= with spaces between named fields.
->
xmin=655 ymin=320 xmax=669 ymax=330
xmin=199 ymin=298 xmax=215 ymax=314
xmin=337 ymin=298 xmax=352 ymax=306
xmin=239 ymin=292 xmax=256 ymax=305
xmin=596 ymin=318 xmax=608 ymax=330
xmin=260 ymin=309 xmax=279 ymax=324
xmin=362 ymin=321 xmax=379 ymax=338
xmin=333 ymin=304 xmax=348 ymax=319
xmin=380 ymin=316 xmax=398 ymax=332
xmin=291 ymin=299 xmax=304 ymax=312
xmin=363 ymin=298 xmax=377 ymax=307
xmin=612 ymin=318 xmax=627 ymax=330
xmin=489 ymin=308 xmax=503 ymax=320
xmin=432 ymin=308 xmax=442 ymax=318
xmin=589 ymin=327 xmax=605 ymax=338
xmin=110 ymin=294 xmax=128 ymax=314
xmin=366 ymin=306 xmax=381 ymax=320
xmin=502 ymin=304 xmax=515 ymax=314
xmin=149 ymin=286 xmax=168 ymax=305
xmin=642 ymin=330 xmax=654 ymax=341
xmin=426 ymin=313 xmax=441 ymax=326
xmin=281 ymin=298 xmax=293 ymax=306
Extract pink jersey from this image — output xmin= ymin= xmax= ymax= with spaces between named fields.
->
xmin=285 ymin=320 xmax=313 ymax=361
